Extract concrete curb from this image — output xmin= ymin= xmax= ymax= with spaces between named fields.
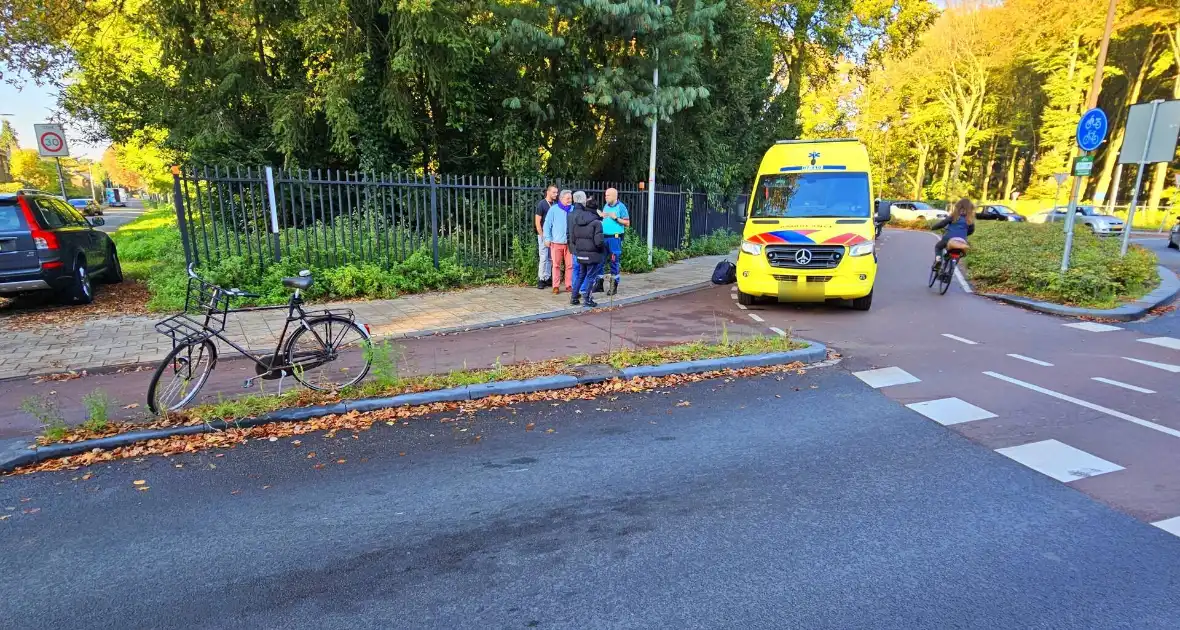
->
xmin=982 ymin=265 xmax=1179 ymax=322
xmin=0 ymin=341 xmax=826 ymax=473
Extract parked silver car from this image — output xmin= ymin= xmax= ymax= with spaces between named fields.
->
xmin=1037 ymin=205 xmax=1125 ymax=235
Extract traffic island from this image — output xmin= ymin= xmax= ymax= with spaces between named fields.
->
xmin=1 ymin=336 xmax=828 ymax=474
xmin=981 ymin=265 xmax=1179 ymax=321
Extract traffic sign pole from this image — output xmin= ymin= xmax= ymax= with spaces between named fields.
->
xmin=54 ymin=158 xmax=68 ymax=199
xmin=1120 ymin=99 xmax=1162 ymax=257
xmin=1062 ymin=108 xmax=1109 ymax=272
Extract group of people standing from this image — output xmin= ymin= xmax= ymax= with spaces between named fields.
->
xmin=534 ymin=185 xmax=630 ymax=308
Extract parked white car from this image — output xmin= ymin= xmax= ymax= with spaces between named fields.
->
xmin=1037 ymin=205 xmax=1125 ymax=235
xmin=888 ymin=201 xmax=948 ymax=222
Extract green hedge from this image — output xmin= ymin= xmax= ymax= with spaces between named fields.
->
xmin=968 ymin=222 xmax=1158 ymax=308
xmin=112 ymin=208 xmax=737 ymax=311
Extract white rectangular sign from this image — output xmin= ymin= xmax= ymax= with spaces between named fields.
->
xmin=1120 ymin=100 xmax=1180 ymax=165
xmin=33 ymin=123 xmax=70 ymax=158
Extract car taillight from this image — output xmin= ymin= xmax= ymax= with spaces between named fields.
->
xmin=17 ymin=197 xmax=58 ymax=250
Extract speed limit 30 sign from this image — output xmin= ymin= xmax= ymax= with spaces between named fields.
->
xmin=34 ymin=123 xmax=70 ymax=158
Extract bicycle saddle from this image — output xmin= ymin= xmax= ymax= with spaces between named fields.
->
xmin=282 ymin=275 xmax=313 ymax=290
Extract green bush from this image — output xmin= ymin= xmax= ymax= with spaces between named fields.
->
xmin=683 ymin=229 xmax=739 ymax=257
xmin=968 ymin=222 xmax=1158 ymax=308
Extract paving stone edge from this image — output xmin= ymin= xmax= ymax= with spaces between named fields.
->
xmin=0 ymin=340 xmax=826 ymax=473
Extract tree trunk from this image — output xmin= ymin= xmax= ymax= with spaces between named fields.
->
xmin=912 ymin=143 xmax=929 ymax=200
xmin=1003 ymin=146 xmax=1017 ymax=201
xmin=1094 ymin=36 xmax=1155 ymax=203
xmin=940 ymin=156 xmax=951 ymax=199
xmin=981 ymin=140 xmax=996 ymax=201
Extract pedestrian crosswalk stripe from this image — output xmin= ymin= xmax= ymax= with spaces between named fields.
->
xmin=996 ymin=439 xmax=1124 ymax=483
xmin=1064 ymin=322 xmax=1122 ymax=332
xmin=1153 ymin=516 xmax=1180 ymax=538
xmin=1138 ymin=337 xmax=1180 ymax=350
xmin=748 ymin=313 xmax=764 ymax=322
xmin=769 ymin=327 xmax=787 ymax=337
xmin=906 ymin=397 xmax=997 ymax=426
xmin=852 ymin=366 xmax=920 ymax=389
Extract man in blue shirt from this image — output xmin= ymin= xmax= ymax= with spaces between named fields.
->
xmin=601 ymin=187 xmax=629 ymax=295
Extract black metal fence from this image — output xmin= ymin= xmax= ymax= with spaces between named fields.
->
xmin=173 ymin=166 xmax=748 ymax=272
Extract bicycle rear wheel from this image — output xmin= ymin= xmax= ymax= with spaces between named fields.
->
xmin=939 ymin=259 xmax=956 ymax=295
xmin=148 ymin=339 xmax=217 ymax=414
xmin=928 ymin=260 xmax=939 ymax=287
xmin=285 ymin=315 xmax=372 ymax=391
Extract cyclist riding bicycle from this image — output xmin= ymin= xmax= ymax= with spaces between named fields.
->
xmin=931 ymin=198 xmax=976 ymax=268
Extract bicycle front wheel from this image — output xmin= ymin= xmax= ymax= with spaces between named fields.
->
xmin=939 ymin=259 xmax=956 ymax=295
xmin=148 ymin=339 xmax=218 ymax=414
xmin=285 ymin=315 xmax=372 ymax=391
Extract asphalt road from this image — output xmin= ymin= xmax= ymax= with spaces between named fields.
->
xmin=5 ymin=369 xmax=1180 ymax=629
xmin=1126 ymin=234 xmax=1180 ymax=338
xmin=97 ymin=198 xmax=147 ymax=232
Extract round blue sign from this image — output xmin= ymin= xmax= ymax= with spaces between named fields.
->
xmin=1076 ymin=108 xmax=1108 ymax=152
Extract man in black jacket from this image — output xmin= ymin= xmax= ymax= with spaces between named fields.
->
xmin=567 ymin=191 xmax=605 ymax=307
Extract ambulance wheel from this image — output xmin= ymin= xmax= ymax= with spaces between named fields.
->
xmin=851 ymin=291 xmax=873 ymax=311
xmin=737 ymin=290 xmax=756 ymax=306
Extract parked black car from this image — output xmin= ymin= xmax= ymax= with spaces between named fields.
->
xmin=0 ymin=191 xmax=122 ymax=304
xmin=1169 ymin=217 xmax=1179 ymax=250
xmin=976 ymin=204 xmax=1027 ymax=222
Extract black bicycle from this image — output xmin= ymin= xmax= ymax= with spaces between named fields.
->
xmin=147 ymin=264 xmax=373 ymax=414
xmin=928 ymin=248 xmax=965 ymax=295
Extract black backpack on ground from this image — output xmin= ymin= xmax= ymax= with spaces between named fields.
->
xmin=712 ymin=260 xmax=737 ymax=285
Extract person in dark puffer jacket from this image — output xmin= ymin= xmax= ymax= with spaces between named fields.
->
xmin=567 ymin=191 xmax=605 ymax=308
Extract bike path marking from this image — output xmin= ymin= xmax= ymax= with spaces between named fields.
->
xmin=1139 ymin=337 xmax=1180 ymax=351
xmin=941 ymin=334 xmax=977 ymax=345
xmin=1123 ymin=357 xmax=1180 ymax=373
xmin=1007 ymin=354 xmax=1054 ymax=367
xmin=852 ymin=367 xmax=920 ymax=389
xmin=1091 ymin=377 xmax=1155 ymax=394
xmin=905 ymin=397 xmax=996 ymax=426
xmin=1154 ymin=516 xmax=1180 ymax=539
xmin=984 ymin=371 xmax=1180 ymax=439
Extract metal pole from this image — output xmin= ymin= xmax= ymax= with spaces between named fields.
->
xmin=1106 ymin=164 xmax=1122 ymax=215
xmin=54 ymin=157 xmax=68 ymax=198
xmin=645 ymin=0 xmax=660 ymax=266
xmin=88 ymin=163 xmax=98 ymax=201
xmin=429 ymin=174 xmax=440 ymax=269
xmin=1120 ymin=99 xmax=1162 ymax=257
xmin=1062 ymin=0 xmax=1117 ymax=271
xmin=1060 ymin=176 xmax=1085 ymax=272
xmin=264 ymin=166 xmax=282 ymax=262
xmin=172 ymin=171 xmax=194 ymax=266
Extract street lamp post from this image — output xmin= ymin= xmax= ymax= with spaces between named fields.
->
xmin=645 ymin=0 xmax=660 ymax=267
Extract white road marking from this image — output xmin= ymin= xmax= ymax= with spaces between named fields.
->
xmin=953 ymin=266 xmax=972 ymax=293
xmin=1090 ymin=377 xmax=1155 ymax=394
xmin=737 ymin=304 xmax=748 ymax=310
xmin=1139 ymin=337 xmax=1180 ymax=350
xmin=906 ymin=397 xmax=997 ymax=426
xmin=1123 ymin=357 xmax=1180 ymax=373
xmin=984 ymin=371 xmax=1180 ymax=439
xmin=1154 ymin=516 xmax=1180 ymax=538
xmin=1063 ymin=322 xmax=1122 ymax=332
xmin=731 ymin=286 xmax=738 ymax=292
xmin=1007 ymin=354 xmax=1054 ymax=367
xmin=995 ymin=439 xmax=1124 ymax=483
xmin=941 ymin=334 xmax=977 ymax=345
xmin=748 ymin=313 xmax=764 ymax=323
xmin=768 ymin=327 xmax=787 ymax=337
xmin=852 ymin=366 xmax=920 ymax=389
xmin=730 ymin=293 xmax=738 ymax=299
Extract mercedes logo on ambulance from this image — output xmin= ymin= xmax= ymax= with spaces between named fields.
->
xmin=794 ymin=249 xmax=813 ymax=266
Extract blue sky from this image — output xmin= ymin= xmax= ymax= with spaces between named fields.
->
xmin=1 ymin=73 xmax=107 ymax=160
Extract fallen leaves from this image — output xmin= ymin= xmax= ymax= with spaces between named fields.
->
xmin=675 ymin=401 xmax=691 ymax=407
xmin=33 ymin=371 xmax=85 ymax=384
xmin=133 ymin=480 xmax=146 ymax=486
xmin=0 ymin=281 xmax=151 ymax=332
xmin=9 ymin=361 xmax=810 ymax=475
xmin=123 ymin=403 xmax=140 ymax=410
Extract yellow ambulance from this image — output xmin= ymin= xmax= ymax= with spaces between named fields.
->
xmin=736 ymin=138 xmax=886 ymax=311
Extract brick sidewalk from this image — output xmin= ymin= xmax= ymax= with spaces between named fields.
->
xmin=0 ymin=255 xmax=726 ymax=380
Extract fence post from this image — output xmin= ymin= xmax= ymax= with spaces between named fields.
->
xmin=264 ymin=166 xmax=282 ymax=263
xmin=171 ymin=168 xmax=195 ymax=266
xmin=430 ymin=174 xmax=440 ymax=269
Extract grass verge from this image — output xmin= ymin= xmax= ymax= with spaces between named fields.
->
xmin=967 ymin=222 xmax=1158 ymax=309
xmin=25 ymin=334 xmax=802 ymax=447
